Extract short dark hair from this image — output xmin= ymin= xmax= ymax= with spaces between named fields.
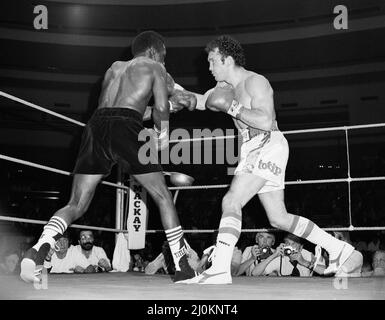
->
xmin=284 ymin=233 xmax=303 ymax=245
xmin=131 ymin=30 xmax=165 ymax=56
xmin=79 ymin=229 xmax=93 ymax=237
xmin=205 ymin=35 xmax=246 ymax=67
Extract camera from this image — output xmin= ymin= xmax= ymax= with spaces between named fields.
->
xmin=258 ymin=246 xmax=273 ymax=260
xmin=283 ymin=246 xmax=296 ymax=256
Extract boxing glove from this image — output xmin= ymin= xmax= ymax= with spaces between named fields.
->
xmin=169 ymin=89 xmax=197 ymax=112
xmin=148 ymin=125 xmax=169 ymax=151
xmin=205 ymin=86 xmax=243 ymax=118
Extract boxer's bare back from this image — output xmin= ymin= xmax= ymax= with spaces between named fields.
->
xmin=97 ymin=57 xmax=167 ymax=116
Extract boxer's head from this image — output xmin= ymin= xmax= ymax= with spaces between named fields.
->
xmin=131 ymin=30 xmax=166 ymax=64
xmin=205 ymin=35 xmax=245 ymax=82
xmin=206 ymin=35 xmax=245 ymax=66
xmin=79 ymin=230 xmax=94 ymax=251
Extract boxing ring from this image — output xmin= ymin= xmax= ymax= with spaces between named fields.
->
xmin=0 ymin=90 xmax=385 ymax=300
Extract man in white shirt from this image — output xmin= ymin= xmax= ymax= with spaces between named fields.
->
xmin=237 ymin=232 xmax=276 ymax=276
xmin=70 ymin=230 xmax=112 ymax=273
xmin=44 ymin=232 xmax=75 ymax=273
xmin=257 ymin=233 xmax=317 ymax=277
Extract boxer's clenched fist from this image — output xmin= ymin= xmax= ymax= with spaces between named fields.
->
xmin=169 ymin=89 xmax=197 ymax=112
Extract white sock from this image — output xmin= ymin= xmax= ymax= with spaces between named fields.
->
xmin=165 ymin=226 xmax=188 ymax=272
xmin=33 ymin=216 xmax=67 ymax=251
xmin=288 ymin=215 xmax=343 ymax=256
xmin=210 ymin=212 xmax=241 ymax=273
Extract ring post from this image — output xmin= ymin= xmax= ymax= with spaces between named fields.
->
xmin=115 ymin=164 xmax=124 ymax=244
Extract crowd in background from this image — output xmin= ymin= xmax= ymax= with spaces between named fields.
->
xmin=1 ymin=222 xmax=384 ymax=278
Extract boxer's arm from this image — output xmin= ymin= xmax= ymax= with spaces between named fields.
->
xmin=194 ymin=88 xmax=213 ymax=110
xmin=186 ymin=87 xmax=214 ymax=111
xmin=143 ymin=106 xmax=153 ymax=121
xmin=151 ymin=65 xmax=170 ymax=131
xmin=236 ymin=75 xmax=274 ymax=131
xmin=143 ymin=77 xmax=181 ymax=121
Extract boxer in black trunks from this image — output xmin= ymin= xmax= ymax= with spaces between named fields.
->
xmin=20 ymin=31 xmax=197 ymax=283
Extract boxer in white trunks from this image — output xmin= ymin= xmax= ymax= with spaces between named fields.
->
xmin=178 ymin=35 xmax=358 ymax=284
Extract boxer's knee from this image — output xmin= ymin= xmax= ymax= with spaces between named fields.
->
xmin=148 ymin=183 xmax=173 ymax=207
xmin=268 ymin=214 xmax=291 ymax=230
xmin=65 ymin=202 xmax=87 ymax=221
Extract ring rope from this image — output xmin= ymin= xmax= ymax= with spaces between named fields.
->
xmin=168 ymin=176 xmax=385 ymax=190
xmin=0 ymin=91 xmax=86 ymax=127
xmin=1 ymin=151 xmax=384 ymax=190
xmin=2 ymin=90 xmax=385 ymax=140
xmin=1 ymin=215 xmax=385 ymax=233
xmin=0 ymin=154 xmax=128 ymax=190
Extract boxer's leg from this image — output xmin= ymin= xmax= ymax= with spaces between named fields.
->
xmin=133 ymin=171 xmax=196 ymax=281
xmin=20 ymin=174 xmax=102 ymax=283
xmin=259 ymin=190 xmax=354 ymax=275
xmin=177 ymin=174 xmax=266 ymax=284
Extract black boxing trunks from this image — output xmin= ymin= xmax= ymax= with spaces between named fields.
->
xmin=73 ymin=107 xmax=162 ymax=175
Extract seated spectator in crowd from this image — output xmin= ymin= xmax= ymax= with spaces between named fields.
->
xmin=44 ymin=232 xmax=75 ymax=273
xmin=361 ymin=260 xmax=373 ymax=277
xmin=354 ymin=236 xmax=368 ymax=252
xmin=253 ymin=233 xmax=320 ymax=277
xmin=132 ymin=251 xmax=147 ymax=272
xmin=71 ymin=230 xmax=112 ymax=273
xmin=371 ymin=250 xmax=385 ymax=276
xmin=332 ymin=230 xmax=351 ymax=244
xmin=367 ymin=233 xmax=381 ymax=253
xmin=237 ymin=232 xmax=276 ymax=276
xmin=145 ymin=240 xmax=200 ymax=276
xmin=0 ymin=250 xmax=20 ymax=275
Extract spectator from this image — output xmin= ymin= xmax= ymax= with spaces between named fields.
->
xmin=254 ymin=233 xmax=319 ymax=277
xmin=331 ymin=230 xmax=352 ymax=244
xmin=237 ymin=232 xmax=276 ymax=276
xmin=372 ymin=250 xmax=385 ymax=276
xmin=145 ymin=240 xmax=200 ymax=276
xmin=132 ymin=251 xmax=146 ymax=272
xmin=70 ymin=230 xmax=112 ymax=273
xmin=367 ymin=233 xmax=381 ymax=253
xmin=354 ymin=237 xmax=368 ymax=252
xmin=0 ymin=250 xmax=20 ymax=275
xmin=43 ymin=232 xmax=74 ymax=273
xmin=361 ymin=259 xmax=373 ymax=277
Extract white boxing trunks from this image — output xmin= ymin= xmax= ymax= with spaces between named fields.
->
xmin=234 ymin=128 xmax=289 ymax=193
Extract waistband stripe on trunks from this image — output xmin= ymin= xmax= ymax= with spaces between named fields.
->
xmin=93 ymin=107 xmax=142 ymax=121
xmin=240 ymin=124 xmax=279 ymax=142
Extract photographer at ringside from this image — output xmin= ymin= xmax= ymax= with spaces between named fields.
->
xmin=253 ymin=233 xmax=323 ymax=277
xmin=237 ymin=232 xmax=276 ymax=276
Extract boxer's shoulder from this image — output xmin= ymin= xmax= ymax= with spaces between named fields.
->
xmin=244 ymin=72 xmax=273 ymax=95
